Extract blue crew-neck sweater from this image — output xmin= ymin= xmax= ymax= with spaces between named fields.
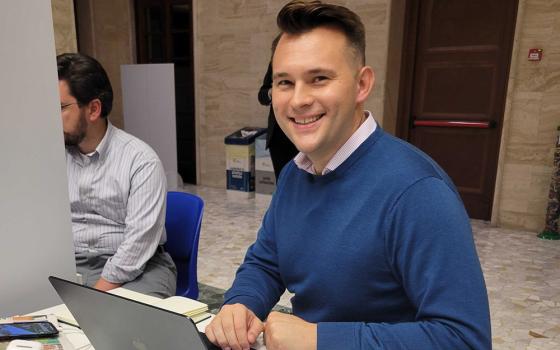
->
xmin=224 ymin=126 xmax=491 ymax=349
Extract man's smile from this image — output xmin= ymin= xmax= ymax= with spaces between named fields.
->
xmin=290 ymin=113 xmax=325 ymax=125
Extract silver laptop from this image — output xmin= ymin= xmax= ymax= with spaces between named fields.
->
xmin=49 ymin=276 xmax=219 ymax=350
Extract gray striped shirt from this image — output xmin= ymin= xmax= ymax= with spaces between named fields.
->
xmin=66 ymin=122 xmax=167 ymax=284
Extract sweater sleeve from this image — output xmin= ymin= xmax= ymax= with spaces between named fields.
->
xmin=317 ymin=177 xmax=491 ymax=350
xmin=222 ymin=200 xmax=286 ymax=320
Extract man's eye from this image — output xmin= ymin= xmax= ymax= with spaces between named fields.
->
xmin=313 ymin=76 xmax=328 ymax=83
xmin=277 ymin=80 xmax=292 ymax=86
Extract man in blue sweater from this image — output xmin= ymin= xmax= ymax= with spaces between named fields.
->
xmin=205 ymin=1 xmax=491 ymax=349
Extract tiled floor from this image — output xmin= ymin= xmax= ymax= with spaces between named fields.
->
xmin=186 ymin=185 xmax=560 ymax=349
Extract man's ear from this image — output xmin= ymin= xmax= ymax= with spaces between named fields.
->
xmin=86 ymin=98 xmax=103 ymax=122
xmin=355 ymin=66 xmax=375 ymax=104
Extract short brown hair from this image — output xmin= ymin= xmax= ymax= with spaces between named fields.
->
xmin=271 ymin=1 xmax=366 ymax=65
xmin=57 ymin=53 xmax=113 ymax=118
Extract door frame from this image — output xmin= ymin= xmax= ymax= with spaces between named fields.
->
xmin=396 ymin=0 xmax=421 ymax=140
xmin=134 ymin=0 xmax=198 ymax=184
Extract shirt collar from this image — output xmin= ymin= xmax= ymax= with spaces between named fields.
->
xmin=94 ymin=121 xmax=113 ymax=160
xmin=294 ymin=111 xmax=376 ymax=175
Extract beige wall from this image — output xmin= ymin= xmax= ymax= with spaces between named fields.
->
xmin=51 ymin=0 xmax=134 ymax=129
xmin=73 ymin=0 xmax=136 ymax=129
xmin=195 ymin=0 xmax=391 ymax=187
xmin=51 ymin=0 xmax=78 ymax=54
xmin=493 ymin=0 xmax=560 ymax=231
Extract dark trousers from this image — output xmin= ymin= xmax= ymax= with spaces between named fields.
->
xmin=76 ymin=248 xmax=177 ymax=298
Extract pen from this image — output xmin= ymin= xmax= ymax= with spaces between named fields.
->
xmin=57 ymin=318 xmax=81 ymax=329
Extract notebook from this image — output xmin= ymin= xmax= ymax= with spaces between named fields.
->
xmin=48 ymin=276 xmax=219 ymax=350
xmin=108 ymin=287 xmax=208 ymax=317
xmin=35 ymin=286 xmax=209 ymax=328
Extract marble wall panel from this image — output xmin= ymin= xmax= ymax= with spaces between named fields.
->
xmin=506 ymin=143 xmax=555 ymax=164
xmin=529 ymin=165 xmax=556 ymax=196
xmin=540 ymin=95 xmax=560 ymax=138
xmin=498 ymin=210 xmax=544 ymax=232
xmin=73 ymin=0 xmax=135 ymax=129
xmin=544 ymin=69 xmax=560 ymax=93
xmin=51 ymin=0 xmax=77 ymax=54
xmin=501 ymin=164 xmax=535 ymax=193
xmin=515 ymin=67 xmax=550 ymax=93
xmin=508 ymin=92 xmax=543 ymax=143
xmin=495 ymin=0 xmax=560 ymax=231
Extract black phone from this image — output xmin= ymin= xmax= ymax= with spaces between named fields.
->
xmin=0 ymin=321 xmax=59 ymax=341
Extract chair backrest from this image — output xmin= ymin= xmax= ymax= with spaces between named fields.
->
xmin=164 ymin=191 xmax=204 ymax=299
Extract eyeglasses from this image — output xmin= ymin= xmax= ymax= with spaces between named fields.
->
xmin=61 ymin=102 xmax=78 ymax=111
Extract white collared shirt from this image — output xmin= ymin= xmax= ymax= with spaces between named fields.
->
xmin=66 ymin=122 xmax=167 ymax=283
xmin=294 ymin=111 xmax=377 ymax=175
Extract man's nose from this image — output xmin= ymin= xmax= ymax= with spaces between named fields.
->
xmin=290 ymin=83 xmax=314 ymax=110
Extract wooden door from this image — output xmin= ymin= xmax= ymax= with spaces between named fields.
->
xmin=135 ymin=0 xmax=196 ymax=184
xmin=397 ymin=0 xmax=518 ymax=220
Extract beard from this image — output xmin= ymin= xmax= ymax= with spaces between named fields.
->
xmin=64 ymin=112 xmax=88 ymax=148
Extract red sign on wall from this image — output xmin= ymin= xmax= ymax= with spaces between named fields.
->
xmin=528 ymin=48 xmax=543 ymax=61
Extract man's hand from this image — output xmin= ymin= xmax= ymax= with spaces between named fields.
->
xmin=205 ymin=303 xmax=264 ymax=350
xmin=264 ymin=312 xmax=317 ymax=350
xmin=93 ymin=277 xmax=122 ymax=291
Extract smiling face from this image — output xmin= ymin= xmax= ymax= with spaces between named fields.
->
xmin=271 ymin=26 xmax=374 ymax=172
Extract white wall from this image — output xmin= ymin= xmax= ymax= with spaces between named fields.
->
xmin=0 ymin=0 xmax=76 ymax=315
xmin=121 ymin=64 xmax=182 ymax=189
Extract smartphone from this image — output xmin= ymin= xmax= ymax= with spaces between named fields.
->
xmin=0 ymin=321 xmax=59 ymax=341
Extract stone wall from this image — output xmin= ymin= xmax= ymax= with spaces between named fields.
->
xmin=73 ymin=0 xmax=136 ymax=129
xmin=493 ymin=0 xmax=560 ymax=231
xmin=51 ymin=0 xmax=77 ymax=54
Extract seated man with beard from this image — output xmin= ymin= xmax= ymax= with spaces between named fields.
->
xmin=57 ymin=53 xmax=176 ymax=297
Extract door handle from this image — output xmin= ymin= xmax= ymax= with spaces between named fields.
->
xmin=413 ymin=120 xmax=495 ymax=129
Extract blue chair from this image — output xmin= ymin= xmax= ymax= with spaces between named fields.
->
xmin=164 ymin=191 xmax=204 ymax=299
